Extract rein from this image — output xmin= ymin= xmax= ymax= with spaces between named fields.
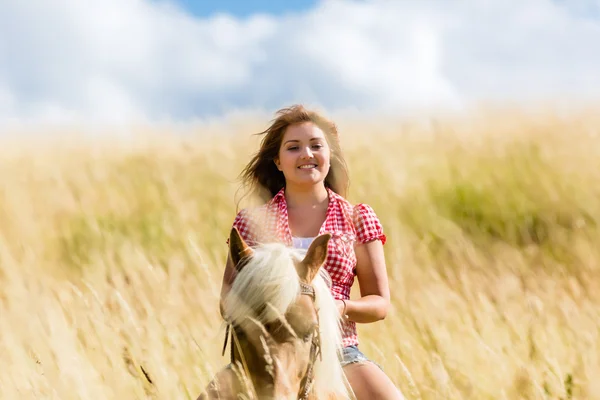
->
xmin=222 ymin=281 xmax=322 ymax=400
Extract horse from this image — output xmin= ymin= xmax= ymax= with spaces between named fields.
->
xmin=196 ymin=227 xmax=352 ymax=399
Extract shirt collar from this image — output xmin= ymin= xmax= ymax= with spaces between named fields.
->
xmin=269 ymin=187 xmax=339 ymax=208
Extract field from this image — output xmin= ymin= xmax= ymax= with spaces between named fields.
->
xmin=1 ymin=105 xmax=600 ymax=399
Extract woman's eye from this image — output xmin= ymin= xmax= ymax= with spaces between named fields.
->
xmin=286 ymin=144 xmax=323 ymax=151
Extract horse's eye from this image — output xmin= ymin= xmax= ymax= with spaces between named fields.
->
xmin=264 ymin=322 xmax=276 ymax=333
xmin=302 ymin=332 xmax=313 ymax=343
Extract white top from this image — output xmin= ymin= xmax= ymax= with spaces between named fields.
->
xmin=292 ymin=236 xmax=315 ymax=250
xmin=292 ymin=236 xmax=333 ymax=288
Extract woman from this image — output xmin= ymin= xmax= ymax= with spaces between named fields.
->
xmin=219 ymin=105 xmax=404 ymax=399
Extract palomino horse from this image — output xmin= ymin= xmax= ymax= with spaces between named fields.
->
xmin=197 ymin=227 xmax=351 ymax=399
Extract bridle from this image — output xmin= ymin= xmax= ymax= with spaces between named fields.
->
xmin=221 ymin=280 xmax=322 ymax=400
xmin=297 ymin=281 xmax=322 ymax=400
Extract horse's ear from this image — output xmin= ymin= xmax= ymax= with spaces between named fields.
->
xmin=300 ymin=233 xmax=331 ymax=282
xmin=229 ymin=227 xmax=253 ymax=270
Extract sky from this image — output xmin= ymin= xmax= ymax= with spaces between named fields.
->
xmin=1 ymin=0 xmax=599 ymax=128
xmin=160 ymin=0 xmax=318 ymax=18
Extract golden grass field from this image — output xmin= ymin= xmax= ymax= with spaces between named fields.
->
xmin=1 ymin=105 xmax=600 ymax=399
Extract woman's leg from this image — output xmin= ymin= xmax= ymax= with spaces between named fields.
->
xmin=343 ymin=361 xmax=405 ymax=400
xmin=341 ymin=346 xmax=405 ymax=400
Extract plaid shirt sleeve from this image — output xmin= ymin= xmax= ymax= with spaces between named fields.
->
xmin=353 ymin=203 xmax=387 ymax=245
xmin=225 ymin=209 xmax=257 ymax=247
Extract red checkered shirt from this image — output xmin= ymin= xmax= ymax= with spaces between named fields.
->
xmin=227 ymin=187 xmax=387 ymax=347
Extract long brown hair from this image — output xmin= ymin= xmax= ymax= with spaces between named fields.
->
xmin=236 ymin=105 xmax=350 ymax=207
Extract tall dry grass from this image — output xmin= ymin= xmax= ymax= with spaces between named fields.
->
xmin=1 ymin=105 xmax=600 ymax=399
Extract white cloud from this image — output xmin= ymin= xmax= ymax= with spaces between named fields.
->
xmin=0 ymin=0 xmax=599 ymax=128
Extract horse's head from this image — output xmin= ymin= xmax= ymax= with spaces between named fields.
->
xmin=222 ymin=227 xmax=348 ymax=399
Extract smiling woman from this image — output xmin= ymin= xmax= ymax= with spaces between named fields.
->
xmin=218 ymin=104 xmax=406 ymax=399
xmin=274 ymin=122 xmax=331 ymax=196
xmin=235 ymin=105 xmax=350 ymax=206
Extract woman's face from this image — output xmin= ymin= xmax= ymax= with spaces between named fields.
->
xmin=275 ymin=122 xmax=331 ymax=189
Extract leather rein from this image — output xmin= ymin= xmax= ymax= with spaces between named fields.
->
xmin=221 ymin=280 xmax=322 ymax=400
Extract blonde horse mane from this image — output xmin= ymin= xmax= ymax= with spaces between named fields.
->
xmin=222 ymin=241 xmax=349 ymax=398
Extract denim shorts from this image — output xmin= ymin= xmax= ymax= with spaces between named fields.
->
xmin=341 ymin=345 xmax=383 ymax=370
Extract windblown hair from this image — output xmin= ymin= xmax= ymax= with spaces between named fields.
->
xmin=222 ymin=242 xmax=349 ymax=398
xmin=237 ymin=104 xmax=350 ymax=207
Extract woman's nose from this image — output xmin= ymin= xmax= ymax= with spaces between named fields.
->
xmin=300 ymin=146 xmax=313 ymax=158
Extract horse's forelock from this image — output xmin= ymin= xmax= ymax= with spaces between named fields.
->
xmin=224 ymin=243 xmax=302 ymax=325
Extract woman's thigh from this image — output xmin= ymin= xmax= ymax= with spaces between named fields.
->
xmin=341 ymin=346 xmax=405 ymax=400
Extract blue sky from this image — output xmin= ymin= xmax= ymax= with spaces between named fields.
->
xmin=162 ymin=0 xmax=319 ymax=18
xmin=0 ymin=0 xmax=599 ymax=128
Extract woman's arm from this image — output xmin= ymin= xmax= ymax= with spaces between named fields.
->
xmin=337 ymin=238 xmax=391 ymax=323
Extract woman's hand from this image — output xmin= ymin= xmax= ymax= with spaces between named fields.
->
xmin=335 ymin=299 xmax=350 ymax=322
xmin=335 ymin=299 xmax=345 ymax=317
